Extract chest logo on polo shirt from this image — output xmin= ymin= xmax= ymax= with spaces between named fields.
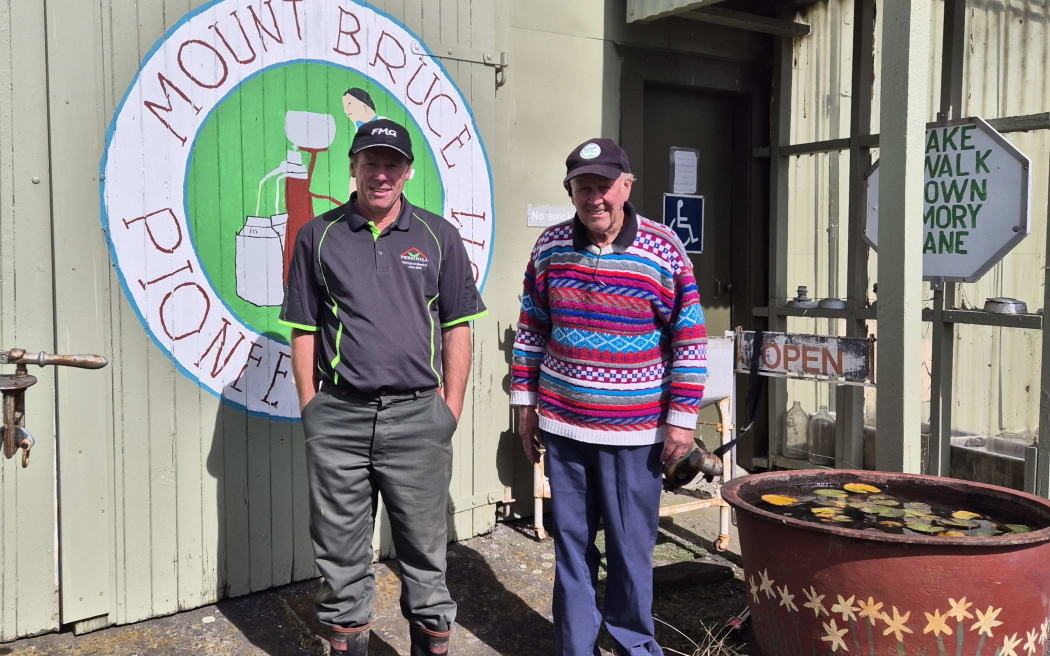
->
xmin=400 ymin=247 xmax=429 ymax=270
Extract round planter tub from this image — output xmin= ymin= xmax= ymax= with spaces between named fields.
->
xmin=721 ymin=469 xmax=1050 ymax=656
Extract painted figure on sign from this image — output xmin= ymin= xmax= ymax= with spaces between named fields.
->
xmin=343 ymin=87 xmax=379 ymax=199
xmin=511 ymin=138 xmax=721 ymax=655
xmin=280 ymin=118 xmax=487 ymax=656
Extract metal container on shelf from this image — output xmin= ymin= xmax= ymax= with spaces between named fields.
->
xmin=785 ymin=285 xmax=817 ymax=309
xmin=782 ymin=400 xmax=808 ymax=459
xmin=806 ymin=405 xmax=835 ymax=466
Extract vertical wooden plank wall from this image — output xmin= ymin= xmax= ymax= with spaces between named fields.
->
xmin=464 ymin=0 xmax=503 ymax=540
xmin=0 ymin=0 xmax=60 ymax=640
xmin=47 ymin=0 xmax=116 ymax=630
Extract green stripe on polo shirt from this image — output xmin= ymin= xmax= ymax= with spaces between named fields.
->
xmin=330 ymin=303 xmax=343 ymax=385
xmin=440 ymin=310 xmax=489 ymax=328
xmin=427 ymin=294 xmax=441 ymax=385
xmin=278 ymin=319 xmax=319 ymax=332
xmin=366 ymin=221 xmax=381 ymax=241
xmin=413 ymin=213 xmax=443 ymax=266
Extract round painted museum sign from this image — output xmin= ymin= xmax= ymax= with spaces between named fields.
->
xmin=101 ymin=0 xmax=494 ymax=419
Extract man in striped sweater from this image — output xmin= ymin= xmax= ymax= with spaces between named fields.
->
xmin=511 ymin=138 xmax=716 ymax=656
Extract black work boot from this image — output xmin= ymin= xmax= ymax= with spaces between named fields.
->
xmin=409 ymin=622 xmax=450 ymax=655
xmin=329 ymin=624 xmax=370 ymax=655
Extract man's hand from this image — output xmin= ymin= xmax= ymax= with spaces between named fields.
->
xmin=443 ymin=392 xmax=463 ymax=423
xmin=290 ymin=329 xmax=320 ymax=413
xmin=661 ymin=424 xmax=696 ymax=465
xmin=518 ymin=406 xmax=543 ymax=463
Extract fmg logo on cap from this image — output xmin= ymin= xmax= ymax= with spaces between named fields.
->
xmin=100 ymin=0 xmax=494 ymax=420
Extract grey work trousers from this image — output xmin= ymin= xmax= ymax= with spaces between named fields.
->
xmin=301 ymin=385 xmax=458 ymax=632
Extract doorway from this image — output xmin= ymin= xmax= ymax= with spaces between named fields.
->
xmin=641 ymin=84 xmax=738 ymax=338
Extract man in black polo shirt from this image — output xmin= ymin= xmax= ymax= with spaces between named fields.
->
xmin=279 ymin=118 xmax=486 ymax=656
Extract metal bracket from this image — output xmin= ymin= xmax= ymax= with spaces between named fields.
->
xmin=448 ymin=488 xmax=511 ymax=515
xmin=410 ymin=42 xmax=509 ymax=88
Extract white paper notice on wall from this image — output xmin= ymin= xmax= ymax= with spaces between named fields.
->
xmin=671 ymin=147 xmax=699 ymax=195
xmin=528 ymin=205 xmax=576 ymax=228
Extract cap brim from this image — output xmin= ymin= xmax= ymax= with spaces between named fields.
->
xmin=349 ymin=143 xmax=414 ymax=160
xmin=563 ymin=163 xmax=624 ymax=185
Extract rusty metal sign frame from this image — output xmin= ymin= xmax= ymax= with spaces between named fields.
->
xmin=735 ymin=330 xmax=876 ymax=387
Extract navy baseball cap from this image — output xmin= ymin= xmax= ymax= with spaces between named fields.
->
xmin=563 ymin=138 xmax=631 ymax=186
xmin=349 ymin=118 xmax=414 ymax=161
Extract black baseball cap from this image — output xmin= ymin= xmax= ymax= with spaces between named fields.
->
xmin=349 ymin=118 xmax=414 ymax=161
xmin=563 ymin=137 xmax=631 ymax=186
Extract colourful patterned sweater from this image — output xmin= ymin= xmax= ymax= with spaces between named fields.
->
xmin=511 ymin=203 xmax=707 ymax=445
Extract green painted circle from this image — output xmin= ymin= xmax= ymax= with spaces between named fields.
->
xmin=187 ymin=62 xmax=443 ymax=341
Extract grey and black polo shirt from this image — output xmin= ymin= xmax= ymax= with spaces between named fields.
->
xmin=279 ymin=194 xmax=487 ymax=395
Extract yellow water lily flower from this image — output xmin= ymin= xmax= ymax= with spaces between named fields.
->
xmin=923 ymin=608 xmax=953 ymax=637
xmin=761 ymin=494 xmax=798 ymax=506
xmin=844 ymin=483 xmax=881 ymax=493
xmin=942 ymin=530 xmax=966 ymax=537
xmin=881 ymin=606 xmax=913 ymax=642
xmin=821 ymin=618 xmax=850 ymax=653
xmin=971 ymin=605 xmax=1004 ymax=638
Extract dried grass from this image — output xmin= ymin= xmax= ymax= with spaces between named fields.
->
xmin=654 ymin=614 xmax=747 ymax=656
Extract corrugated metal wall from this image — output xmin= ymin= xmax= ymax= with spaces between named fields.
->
xmin=0 ymin=0 xmax=506 ymax=639
xmin=786 ymin=0 xmax=1050 ymax=443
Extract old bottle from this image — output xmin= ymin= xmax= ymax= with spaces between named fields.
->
xmin=663 ymin=444 xmax=724 ymax=491
xmin=782 ymin=400 xmax=808 ymax=459
xmin=807 ymin=405 xmax=835 ymax=466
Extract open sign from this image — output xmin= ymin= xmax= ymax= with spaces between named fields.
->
xmin=735 ymin=331 xmax=875 ymax=386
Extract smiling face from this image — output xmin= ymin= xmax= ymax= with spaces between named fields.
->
xmin=569 ymin=173 xmax=633 ymax=246
xmin=350 ymin=148 xmax=412 ymax=221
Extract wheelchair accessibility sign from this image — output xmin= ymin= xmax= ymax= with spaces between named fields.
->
xmin=663 ymin=193 xmax=704 ymax=253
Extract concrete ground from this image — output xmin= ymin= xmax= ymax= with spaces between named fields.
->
xmin=1 ymin=483 xmax=750 ymax=656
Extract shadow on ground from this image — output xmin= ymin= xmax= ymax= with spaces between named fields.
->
xmin=2 ymin=504 xmax=753 ymax=655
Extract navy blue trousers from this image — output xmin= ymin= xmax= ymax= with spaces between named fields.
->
xmin=545 ymin=432 xmax=665 ymax=656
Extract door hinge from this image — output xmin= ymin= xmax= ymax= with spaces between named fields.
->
xmin=410 ymin=42 xmax=509 ymax=88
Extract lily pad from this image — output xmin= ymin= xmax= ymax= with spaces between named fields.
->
xmin=870 ymin=498 xmax=901 ymax=507
xmin=935 ymin=517 xmax=978 ymax=528
xmin=844 ymin=483 xmax=882 ymax=494
xmin=969 ymin=524 xmax=998 ymax=537
xmin=952 ymin=510 xmax=981 ymax=520
xmin=1003 ymin=524 xmax=1032 ymax=534
xmin=827 ymin=515 xmax=852 ymax=522
xmin=761 ymin=494 xmax=798 ymax=506
xmin=878 ymin=520 xmax=904 ymax=528
xmin=904 ymin=502 xmax=932 ymax=512
xmin=811 ymin=507 xmax=837 ymax=516
xmin=905 ymin=522 xmax=945 ymax=534
xmin=904 ymin=508 xmax=931 ymax=518
xmin=814 ymin=489 xmax=848 ymax=498
xmin=876 ymin=507 xmax=906 ymax=518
